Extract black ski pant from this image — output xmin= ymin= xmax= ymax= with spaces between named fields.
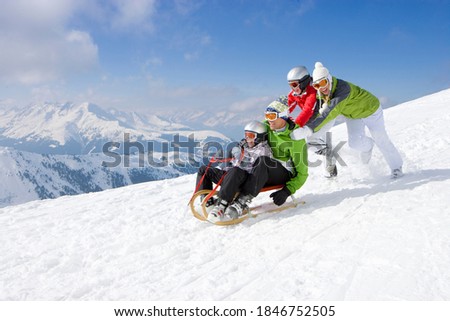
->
xmin=195 ymin=165 xmax=225 ymax=191
xmin=241 ymin=156 xmax=292 ymax=197
xmin=196 ymin=156 xmax=291 ymax=202
xmin=195 ymin=165 xmax=248 ymax=203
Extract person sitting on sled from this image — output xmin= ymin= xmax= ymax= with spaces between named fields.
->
xmin=208 ymin=97 xmax=308 ymax=222
xmin=195 ymin=120 xmax=272 ymax=211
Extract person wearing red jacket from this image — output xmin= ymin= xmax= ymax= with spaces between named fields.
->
xmin=287 ymin=66 xmax=317 ymax=127
xmin=287 ymin=65 xmax=337 ymax=177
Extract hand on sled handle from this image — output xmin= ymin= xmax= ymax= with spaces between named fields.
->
xmin=270 ymin=187 xmax=291 ymax=206
xmin=290 ymin=126 xmax=312 ymax=140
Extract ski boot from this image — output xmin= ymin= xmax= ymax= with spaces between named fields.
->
xmin=325 ymin=164 xmax=338 ymax=178
xmin=200 ymin=195 xmax=217 ymax=207
xmin=390 ymin=167 xmax=403 ymax=179
xmin=208 ymin=199 xmax=228 ymax=223
xmin=225 ymin=194 xmax=253 ymax=219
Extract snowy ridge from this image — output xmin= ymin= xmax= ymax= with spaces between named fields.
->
xmin=0 ymin=102 xmax=230 ymax=154
xmin=0 ymin=89 xmax=449 ymax=300
xmin=0 ymin=146 xmax=196 ymax=208
xmin=0 ymin=102 xmax=230 ymax=207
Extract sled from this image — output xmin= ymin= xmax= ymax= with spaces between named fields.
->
xmin=188 ymin=155 xmax=305 ymax=226
xmin=189 ymin=185 xmax=305 ymax=226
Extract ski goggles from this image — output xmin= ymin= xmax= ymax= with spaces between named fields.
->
xmin=244 ymin=131 xmax=257 ymax=140
xmin=264 ymin=111 xmax=279 ymax=121
xmin=289 ymin=81 xmax=300 ymax=88
xmin=312 ymin=78 xmax=329 ymax=90
xmin=265 ymin=106 xmax=288 ymax=121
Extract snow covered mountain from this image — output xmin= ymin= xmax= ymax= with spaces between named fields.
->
xmin=1 ymin=88 xmax=449 ymax=300
xmin=0 ymin=102 xmax=232 ymax=207
xmin=0 ymin=102 xmax=230 ymax=154
xmin=0 ymin=146 xmax=196 ymax=208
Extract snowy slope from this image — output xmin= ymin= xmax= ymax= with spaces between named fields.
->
xmin=1 ymin=89 xmax=450 ymax=300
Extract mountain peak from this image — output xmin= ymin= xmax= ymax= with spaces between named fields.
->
xmin=0 ymin=101 xmax=231 ymax=154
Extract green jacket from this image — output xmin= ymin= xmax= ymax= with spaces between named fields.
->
xmin=308 ymin=77 xmax=380 ymax=132
xmin=264 ymin=120 xmax=308 ymax=194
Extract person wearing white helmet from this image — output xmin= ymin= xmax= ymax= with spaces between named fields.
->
xmin=287 ymin=65 xmax=337 ymax=177
xmin=292 ymin=62 xmax=403 ymax=179
xmin=201 ymin=121 xmax=272 ymax=222
xmin=286 ymin=65 xmax=317 ymax=127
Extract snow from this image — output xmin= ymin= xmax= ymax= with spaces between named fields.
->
xmin=1 ymin=89 xmax=450 ymax=300
xmin=0 ymin=147 xmax=193 ymax=208
xmin=0 ymin=102 xmax=230 ymax=154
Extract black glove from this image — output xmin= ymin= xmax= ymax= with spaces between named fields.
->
xmin=270 ymin=187 xmax=291 ymax=206
xmin=238 ymin=138 xmax=248 ymax=149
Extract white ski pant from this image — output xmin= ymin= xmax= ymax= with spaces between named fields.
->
xmin=345 ymin=106 xmax=403 ymax=170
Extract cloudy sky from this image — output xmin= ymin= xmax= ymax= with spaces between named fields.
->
xmin=0 ymin=0 xmax=449 ymax=114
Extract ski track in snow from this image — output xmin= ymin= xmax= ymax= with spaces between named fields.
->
xmin=1 ymin=89 xmax=450 ymax=300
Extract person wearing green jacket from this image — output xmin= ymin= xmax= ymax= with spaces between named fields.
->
xmin=209 ymin=96 xmax=308 ymax=222
xmin=292 ymin=62 xmax=403 ymax=179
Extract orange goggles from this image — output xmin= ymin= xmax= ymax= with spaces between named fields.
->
xmin=244 ymin=131 xmax=257 ymax=140
xmin=265 ymin=111 xmax=279 ymax=121
xmin=312 ymin=78 xmax=328 ymax=90
xmin=289 ymin=81 xmax=300 ymax=88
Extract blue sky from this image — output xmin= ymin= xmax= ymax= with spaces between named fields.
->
xmin=0 ymin=0 xmax=449 ymax=115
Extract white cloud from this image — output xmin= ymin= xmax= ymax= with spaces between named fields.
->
xmin=200 ymin=35 xmax=212 ymax=46
xmin=31 ymin=86 xmax=61 ymax=102
xmin=0 ymin=0 xmax=163 ymax=86
xmin=145 ymin=57 xmax=163 ymax=67
xmin=0 ymin=29 xmax=98 ymax=85
xmin=110 ymin=0 xmax=158 ymax=32
xmin=229 ymin=96 xmax=273 ymax=113
xmin=173 ymin=0 xmax=204 ymax=16
xmin=0 ymin=0 xmax=79 ymax=30
xmin=64 ymin=30 xmax=98 ymax=70
xmin=184 ymin=52 xmax=199 ymax=61
xmin=295 ymin=0 xmax=316 ymax=16
xmin=0 ymin=0 xmax=98 ymax=86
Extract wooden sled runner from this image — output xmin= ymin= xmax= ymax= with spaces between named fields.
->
xmin=189 ymin=185 xmax=305 ymax=226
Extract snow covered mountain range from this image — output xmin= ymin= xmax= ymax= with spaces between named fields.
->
xmin=1 ymin=88 xmax=449 ymax=300
xmin=0 ymin=102 xmax=229 ymax=155
xmin=0 ymin=146 xmax=195 ymax=207
xmin=0 ymin=102 xmax=231 ymax=207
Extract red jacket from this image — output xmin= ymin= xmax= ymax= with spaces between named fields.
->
xmin=287 ymin=85 xmax=317 ymax=127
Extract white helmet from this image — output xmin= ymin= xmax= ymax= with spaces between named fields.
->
xmin=287 ymin=66 xmax=311 ymax=91
xmin=244 ymin=120 xmax=267 ymax=144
